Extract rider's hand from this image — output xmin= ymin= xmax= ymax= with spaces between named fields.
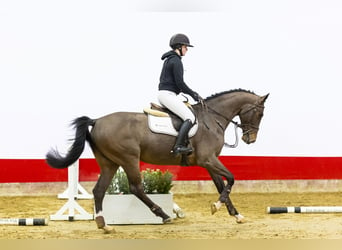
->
xmin=193 ymin=92 xmax=202 ymax=102
xmin=193 ymin=92 xmax=206 ymax=109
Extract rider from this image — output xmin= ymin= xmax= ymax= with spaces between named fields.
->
xmin=158 ymin=33 xmax=203 ymax=155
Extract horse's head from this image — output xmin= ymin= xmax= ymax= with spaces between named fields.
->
xmin=238 ymin=94 xmax=269 ymax=144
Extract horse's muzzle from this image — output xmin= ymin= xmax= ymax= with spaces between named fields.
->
xmin=242 ymin=131 xmax=257 ymax=144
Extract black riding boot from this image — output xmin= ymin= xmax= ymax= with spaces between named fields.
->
xmin=172 ymin=119 xmax=193 ymax=155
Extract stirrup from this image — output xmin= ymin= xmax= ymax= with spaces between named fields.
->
xmin=171 ymin=145 xmax=193 ymax=155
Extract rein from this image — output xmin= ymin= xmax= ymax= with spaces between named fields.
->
xmin=224 ymin=122 xmax=239 ymax=148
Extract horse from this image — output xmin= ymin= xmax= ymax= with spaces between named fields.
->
xmin=46 ymin=89 xmax=269 ymax=233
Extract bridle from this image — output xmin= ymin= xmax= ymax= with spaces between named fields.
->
xmin=238 ymin=104 xmax=264 ymax=132
xmin=205 ymin=102 xmax=264 ymax=147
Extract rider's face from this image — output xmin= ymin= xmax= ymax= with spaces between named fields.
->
xmin=181 ymin=45 xmax=188 ymax=56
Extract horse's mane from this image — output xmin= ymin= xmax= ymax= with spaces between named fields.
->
xmin=205 ymin=88 xmax=256 ymax=101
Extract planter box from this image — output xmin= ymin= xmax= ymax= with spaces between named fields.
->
xmin=99 ymin=193 xmax=175 ymax=224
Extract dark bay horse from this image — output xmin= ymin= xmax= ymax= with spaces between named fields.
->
xmin=46 ymin=89 xmax=268 ymax=233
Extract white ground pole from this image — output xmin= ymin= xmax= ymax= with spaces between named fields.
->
xmin=50 ymin=161 xmax=94 ymax=221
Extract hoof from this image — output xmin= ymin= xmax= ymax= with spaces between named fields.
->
xmin=103 ymin=225 xmax=115 ymax=234
xmin=211 ymin=203 xmax=218 ymax=215
xmin=211 ymin=201 xmax=221 ymax=215
xmin=234 ymin=214 xmax=246 ymax=224
xmin=175 ymin=209 xmax=185 ymax=218
xmin=95 ymin=216 xmax=106 ymax=229
xmin=163 ymin=217 xmax=172 ymax=224
xmin=95 ymin=216 xmax=115 ymax=233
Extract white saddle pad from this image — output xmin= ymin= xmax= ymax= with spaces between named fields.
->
xmin=147 ymin=115 xmax=198 ymax=137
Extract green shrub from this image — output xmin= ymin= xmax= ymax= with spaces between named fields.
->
xmin=156 ymin=170 xmax=173 ymax=194
xmin=142 ymin=168 xmax=159 ymax=194
xmin=107 ymin=168 xmax=173 ymax=194
xmin=107 ymin=169 xmax=130 ymax=194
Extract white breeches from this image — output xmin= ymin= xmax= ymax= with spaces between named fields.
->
xmin=158 ymin=90 xmax=195 ymax=123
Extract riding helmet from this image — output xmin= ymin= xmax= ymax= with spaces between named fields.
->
xmin=169 ymin=34 xmax=194 ymax=49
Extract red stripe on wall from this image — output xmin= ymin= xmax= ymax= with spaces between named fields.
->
xmin=0 ymin=159 xmax=67 ymax=182
xmin=141 ymin=156 xmax=342 ymax=181
xmin=0 ymin=156 xmax=341 ymax=183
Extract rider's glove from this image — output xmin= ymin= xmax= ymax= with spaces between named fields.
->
xmin=193 ymin=92 xmax=203 ymax=102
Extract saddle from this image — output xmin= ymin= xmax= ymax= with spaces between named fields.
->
xmin=143 ymin=102 xmax=197 ymax=134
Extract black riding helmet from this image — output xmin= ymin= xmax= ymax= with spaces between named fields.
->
xmin=169 ymin=33 xmax=194 ymax=49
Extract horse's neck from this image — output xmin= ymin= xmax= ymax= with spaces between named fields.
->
xmin=205 ymin=93 xmax=256 ymax=122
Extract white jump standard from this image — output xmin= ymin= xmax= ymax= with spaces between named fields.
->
xmin=50 ymin=161 xmax=93 ymax=221
xmin=267 ymin=206 xmax=342 ymax=214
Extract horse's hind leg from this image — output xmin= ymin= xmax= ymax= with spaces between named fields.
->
xmin=92 ymin=153 xmax=119 ymax=233
xmin=122 ymin=163 xmax=172 ymax=223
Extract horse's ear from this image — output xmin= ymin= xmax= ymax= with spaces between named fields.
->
xmin=260 ymin=93 xmax=269 ymax=104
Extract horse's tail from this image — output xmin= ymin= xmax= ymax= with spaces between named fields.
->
xmin=46 ymin=116 xmax=96 ymax=169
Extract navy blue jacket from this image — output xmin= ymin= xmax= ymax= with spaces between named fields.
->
xmin=158 ymin=50 xmax=199 ymax=101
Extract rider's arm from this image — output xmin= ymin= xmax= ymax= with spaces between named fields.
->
xmin=172 ymin=59 xmax=200 ymax=101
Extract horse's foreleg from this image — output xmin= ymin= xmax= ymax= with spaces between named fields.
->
xmin=206 ymin=160 xmax=245 ymax=223
xmin=212 ymin=184 xmax=245 ymax=223
xmin=219 ymin=184 xmax=246 ymax=223
xmin=207 ymin=170 xmax=225 ymax=214
xmin=225 ymin=200 xmax=245 ymax=223
xmin=207 ymin=168 xmax=235 ymax=214
xmin=211 ymin=183 xmax=234 ymax=214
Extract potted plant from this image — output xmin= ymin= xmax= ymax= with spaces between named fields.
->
xmin=100 ymin=168 xmax=176 ymax=224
